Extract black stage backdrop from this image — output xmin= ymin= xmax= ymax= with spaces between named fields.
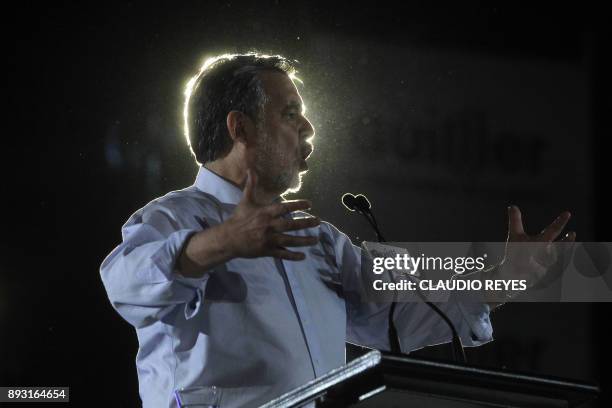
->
xmin=3 ymin=2 xmax=611 ymax=407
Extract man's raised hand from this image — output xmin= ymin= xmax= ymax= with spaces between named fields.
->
xmin=499 ymin=205 xmax=576 ymax=289
xmin=224 ymin=169 xmax=320 ymax=261
xmin=177 ymin=169 xmax=320 ymax=278
xmin=507 ymin=205 xmax=575 ymax=244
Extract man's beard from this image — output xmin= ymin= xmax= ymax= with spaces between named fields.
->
xmin=253 ymin=132 xmax=303 ymax=196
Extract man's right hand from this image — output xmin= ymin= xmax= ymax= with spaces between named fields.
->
xmin=177 ymin=169 xmax=320 ymax=278
xmin=224 ymin=169 xmax=320 ymax=261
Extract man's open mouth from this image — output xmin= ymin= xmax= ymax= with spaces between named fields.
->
xmin=299 ymin=157 xmax=309 ymax=171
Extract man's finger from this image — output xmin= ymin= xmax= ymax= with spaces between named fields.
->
xmin=540 ymin=211 xmax=571 ymax=242
xmin=508 ymin=205 xmax=525 ymax=236
xmin=268 ymin=200 xmax=312 ymax=217
xmin=270 ymin=248 xmax=306 ymax=261
xmin=271 ymin=216 xmax=320 ymax=233
xmin=272 ymin=233 xmax=319 ymax=247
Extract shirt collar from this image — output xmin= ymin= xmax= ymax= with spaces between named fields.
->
xmin=194 ymin=166 xmax=244 ymax=205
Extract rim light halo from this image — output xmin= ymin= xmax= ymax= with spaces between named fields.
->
xmin=182 ymin=52 xmax=304 ymax=159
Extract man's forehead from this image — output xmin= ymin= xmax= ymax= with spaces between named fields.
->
xmin=257 ymin=71 xmax=303 ymax=107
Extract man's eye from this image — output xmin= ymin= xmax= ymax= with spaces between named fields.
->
xmin=286 ymin=111 xmax=297 ymax=119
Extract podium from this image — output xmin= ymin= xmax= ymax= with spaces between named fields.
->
xmin=260 ymin=348 xmax=599 ymax=408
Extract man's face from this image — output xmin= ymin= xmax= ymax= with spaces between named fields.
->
xmin=250 ymin=71 xmax=315 ymax=196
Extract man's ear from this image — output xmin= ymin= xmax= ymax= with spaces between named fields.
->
xmin=226 ymin=111 xmax=255 ymax=145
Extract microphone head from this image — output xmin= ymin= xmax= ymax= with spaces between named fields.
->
xmin=355 ymin=194 xmax=371 ymax=210
xmin=341 ymin=193 xmax=357 ymax=211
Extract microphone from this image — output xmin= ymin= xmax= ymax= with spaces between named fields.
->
xmin=341 ymin=193 xmax=371 ymax=212
xmin=341 ymin=192 xmax=467 ymax=363
xmin=341 ymin=193 xmax=358 ymax=212
xmin=354 ymin=194 xmax=371 ymax=211
xmin=342 ymin=193 xmax=385 ymax=242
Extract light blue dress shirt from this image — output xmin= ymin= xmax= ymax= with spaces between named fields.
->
xmin=100 ymin=166 xmax=493 ymax=408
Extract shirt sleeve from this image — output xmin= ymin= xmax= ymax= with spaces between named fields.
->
xmin=392 ymin=295 xmax=494 ymax=353
xmin=322 ymin=222 xmax=493 ymax=352
xmin=100 ymin=204 xmax=209 ymax=329
xmin=317 ymin=222 xmax=390 ymax=350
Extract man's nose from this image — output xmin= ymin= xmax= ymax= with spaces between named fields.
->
xmin=300 ymin=116 xmax=315 ymax=140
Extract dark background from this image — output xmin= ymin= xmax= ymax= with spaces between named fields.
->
xmin=3 ymin=1 xmax=610 ymax=406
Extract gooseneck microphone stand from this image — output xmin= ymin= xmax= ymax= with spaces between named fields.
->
xmin=341 ymin=193 xmax=467 ymax=363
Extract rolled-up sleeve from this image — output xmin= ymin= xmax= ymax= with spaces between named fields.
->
xmin=322 ymin=222 xmax=493 ymax=352
xmin=100 ymin=206 xmax=209 ymax=328
xmin=393 ymin=296 xmax=493 ymax=353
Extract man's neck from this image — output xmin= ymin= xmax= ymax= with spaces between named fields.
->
xmin=204 ymin=160 xmax=279 ymax=205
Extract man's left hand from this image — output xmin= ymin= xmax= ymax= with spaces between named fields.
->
xmin=488 ymin=206 xmax=576 ymax=307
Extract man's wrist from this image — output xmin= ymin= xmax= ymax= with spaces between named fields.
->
xmin=483 ymin=260 xmax=523 ymax=308
xmin=177 ymin=224 xmax=235 ymax=278
xmin=217 ymin=219 xmax=239 ymax=259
